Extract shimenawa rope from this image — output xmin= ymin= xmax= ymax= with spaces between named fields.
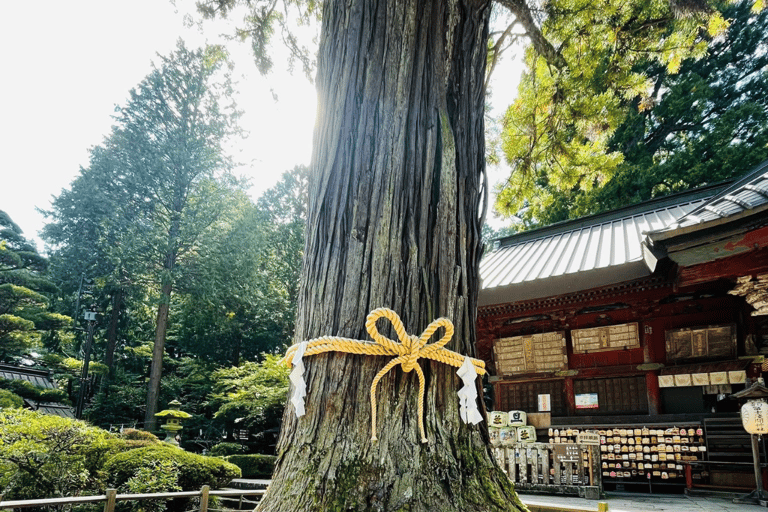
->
xmin=283 ymin=308 xmax=485 ymax=443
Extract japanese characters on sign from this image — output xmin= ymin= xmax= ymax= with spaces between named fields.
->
xmin=493 ymin=331 xmax=567 ymax=375
xmin=572 ymin=323 xmax=640 ymax=353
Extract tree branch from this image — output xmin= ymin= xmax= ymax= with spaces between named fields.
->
xmin=496 ymin=0 xmax=567 ymax=69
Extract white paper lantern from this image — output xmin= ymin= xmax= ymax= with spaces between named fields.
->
xmin=741 ymin=400 xmax=768 ymax=435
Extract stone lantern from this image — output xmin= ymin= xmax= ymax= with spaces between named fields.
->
xmin=155 ymin=399 xmax=191 ymax=447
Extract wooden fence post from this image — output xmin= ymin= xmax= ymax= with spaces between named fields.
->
xmin=103 ymin=489 xmax=116 ymax=512
xmin=200 ymin=485 xmax=210 ymax=512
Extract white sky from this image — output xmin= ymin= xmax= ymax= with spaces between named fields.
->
xmin=0 ymin=1 xmax=521 ymax=249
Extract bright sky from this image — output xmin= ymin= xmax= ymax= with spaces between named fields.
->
xmin=0 ymin=1 xmax=521 ymax=250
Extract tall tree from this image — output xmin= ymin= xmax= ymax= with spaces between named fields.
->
xmin=202 ymin=1 xmax=519 ymax=510
xmin=0 ymin=211 xmax=70 ymax=362
xmin=44 ymin=41 xmax=243 ymax=431
xmin=509 ymin=0 xmax=768 ymax=225
xmin=175 ymin=166 xmax=307 ymax=365
xmin=111 ymin=42 xmax=243 ymax=431
xmin=199 ymin=0 xmax=742 ymax=510
xmin=493 ymin=0 xmax=762 ymax=218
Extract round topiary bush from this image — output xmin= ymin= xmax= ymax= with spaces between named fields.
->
xmin=121 ymin=428 xmax=161 ymax=442
xmin=104 ymin=444 xmax=241 ymax=491
xmin=208 ymin=442 xmax=244 ymax=457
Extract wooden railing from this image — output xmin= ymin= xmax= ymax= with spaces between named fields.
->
xmin=493 ymin=442 xmax=602 ymax=499
xmin=0 ymin=486 xmax=265 ymax=512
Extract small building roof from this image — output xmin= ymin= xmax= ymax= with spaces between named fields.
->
xmin=480 ymin=183 xmax=725 ymax=306
xmin=480 ymin=159 xmax=768 ymax=307
xmin=0 ymin=363 xmax=75 ymax=418
xmin=0 ymin=363 xmax=57 ymax=389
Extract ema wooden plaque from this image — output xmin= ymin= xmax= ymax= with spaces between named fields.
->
xmin=493 ymin=331 xmax=567 ymax=375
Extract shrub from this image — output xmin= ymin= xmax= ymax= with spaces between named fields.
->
xmin=0 ymin=389 xmax=23 ymax=409
xmin=0 ymin=408 xmax=121 ymax=499
xmin=119 ymin=459 xmax=181 ymax=512
xmin=208 ymin=442 xmax=244 ymax=457
xmin=104 ymin=445 xmax=241 ymax=491
xmin=121 ymin=428 xmax=161 ymax=442
xmin=0 ymin=377 xmax=69 ymax=404
xmin=118 ymin=428 xmax=162 ymax=450
xmin=223 ymin=454 xmax=276 ymax=479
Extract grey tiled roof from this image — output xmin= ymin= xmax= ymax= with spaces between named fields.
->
xmin=655 ymin=159 xmax=768 ymax=230
xmin=0 ymin=364 xmax=56 ymax=389
xmin=481 ymin=198 xmax=708 ymax=291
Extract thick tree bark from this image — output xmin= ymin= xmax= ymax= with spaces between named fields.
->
xmin=258 ymin=1 xmax=522 ymax=511
xmin=144 ymin=279 xmax=173 ymax=432
xmin=99 ymin=289 xmax=124 ymax=394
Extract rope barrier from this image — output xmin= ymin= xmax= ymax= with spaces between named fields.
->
xmin=283 ymin=308 xmax=485 ymax=443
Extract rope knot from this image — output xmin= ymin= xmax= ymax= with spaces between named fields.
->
xmin=284 ymin=307 xmax=486 ymax=444
xmin=401 ymin=335 xmax=420 ymax=372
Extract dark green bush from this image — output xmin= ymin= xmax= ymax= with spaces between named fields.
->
xmin=105 ymin=444 xmax=241 ymax=490
xmin=208 ymin=442 xmax=244 ymax=457
xmin=223 ymin=454 xmax=276 ymax=479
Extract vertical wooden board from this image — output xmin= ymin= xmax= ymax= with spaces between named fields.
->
xmin=520 ymin=447 xmax=528 ymax=484
xmin=509 ymin=448 xmax=517 ymax=483
xmin=554 ymin=459 xmax=562 ymax=486
xmin=542 ymin=446 xmax=550 ymax=484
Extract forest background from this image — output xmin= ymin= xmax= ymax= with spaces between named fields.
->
xmin=1 ymin=0 xmax=766 ymax=456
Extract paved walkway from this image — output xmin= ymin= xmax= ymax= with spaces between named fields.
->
xmin=230 ymin=479 xmax=767 ymax=511
xmin=519 ymin=492 xmax=767 ymax=512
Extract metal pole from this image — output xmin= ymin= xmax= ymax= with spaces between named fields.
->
xmin=753 ymin=434 xmax=764 ymax=495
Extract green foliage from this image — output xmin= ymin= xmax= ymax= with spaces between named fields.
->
xmin=0 ymin=409 xmax=122 ymax=500
xmin=494 ymin=0 xmax=746 ymax=219
xmin=0 ymin=388 xmax=23 ymax=409
xmin=497 ymin=0 xmax=768 ymax=226
xmin=0 ymin=377 xmax=70 ymax=404
xmin=104 ymin=444 xmax=241 ymax=491
xmin=197 ymin=0 xmax=320 ymax=79
xmin=0 ymin=211 xmax=71 ymax=363
xmin=43 ymin=41 xmax=248 ymax=427
xmin=121 ymin=428 xmax=161 ymax=443
xmin=208 ymin=442 xmax=245 ymax=457
xmin=175 ymin=167 xmax=307 ymax=365
xmin=223 ymin=454 xmax=276 ymax=478
xmin=120 ymin=459 xmax=182 ymax=512
xmin=209 ymin=354 xmax=288 ymax=452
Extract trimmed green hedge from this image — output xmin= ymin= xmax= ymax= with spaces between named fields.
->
xmin=208 ymin=442 xmax=244 ymax=457
xmin=224 ymin=454 xmax=276 ymax=479
xmin=105 ymin=444 xmax=241 ymax=490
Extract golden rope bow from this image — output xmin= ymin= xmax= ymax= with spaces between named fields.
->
xmin=283 ymin=308 xmax=486 ymax=443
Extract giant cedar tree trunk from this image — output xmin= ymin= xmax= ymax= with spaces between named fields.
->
xmin=258 ymin=1 xmax=523 ymax=511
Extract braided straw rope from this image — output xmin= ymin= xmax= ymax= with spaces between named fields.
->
xmin=283 ymin=308 xmax=486 ymax=443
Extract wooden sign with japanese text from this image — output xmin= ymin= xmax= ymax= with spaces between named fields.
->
xmin=493 ymin=331 xmax=567 ymax=375
xmin=665 ymin=324 xmax=736 ymax=361
xmin=572 ymin=323 xmax=639 ymax=354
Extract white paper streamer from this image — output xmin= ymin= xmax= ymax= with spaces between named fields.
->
xmin=289 ymin=341 xmax=308 ymax=417
xmin=456 ymin=356 xmax=483 ymax=425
